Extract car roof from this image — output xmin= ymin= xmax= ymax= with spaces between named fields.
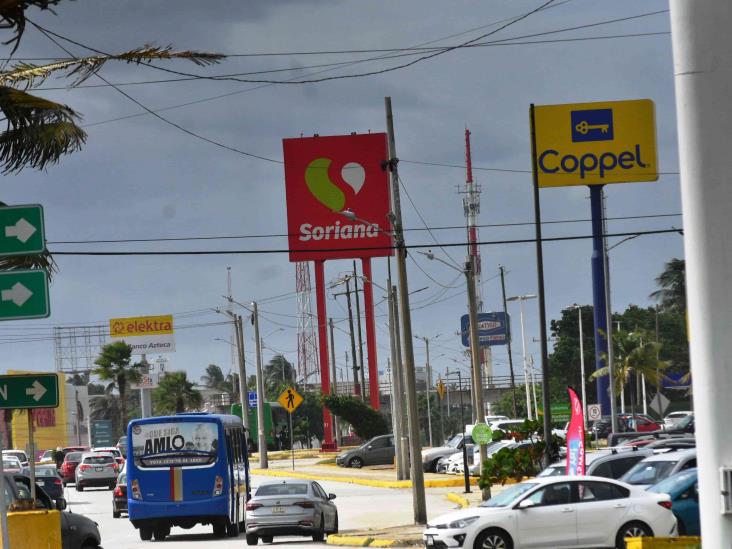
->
xmin=639 ymin=448 xmax=697 ymax=462
xmin=524 ymin=474 xmax=628 ymax=486
xmin=80 ymin=452 xmax=115 ymax=458
xmin=257 ymin=479 xmax=312 ymax=486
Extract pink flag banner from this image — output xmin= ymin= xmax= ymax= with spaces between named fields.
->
xmin=566 ymin=386 xmax=586 ymax=475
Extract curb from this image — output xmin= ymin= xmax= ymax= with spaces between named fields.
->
xmin=446 ymin=492 xmax=471 ymax=508
xmin=251 ymin=468 xmax=481 ymax=489
xmin=326 ymin=534 xmax=420 ymax=547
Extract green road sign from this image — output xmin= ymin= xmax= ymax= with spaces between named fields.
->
xmin=91 ymin=419 xmax=115 ymax=446
xmin=0 ymin=204 xmax=45 ymax=257
xmin=472 ymin=423 xmax=493 ymax=444
xmin=538 ymin=403 xmax=572 ymax=423
xmin=0 ymin=373 xmax=58 ymax=409
xmin=0 ymin=270 xmax=50 ymax=321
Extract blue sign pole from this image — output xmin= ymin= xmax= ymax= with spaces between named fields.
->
xmin=589 ymin=186 xmax=611 ymax=414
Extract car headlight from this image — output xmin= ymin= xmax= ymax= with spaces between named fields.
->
xmin=448 ymin=516 xmax=479 ymax=529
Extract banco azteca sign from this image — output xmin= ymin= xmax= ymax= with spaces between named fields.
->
xmin=282 ymin=133 xmax=393 ymax=262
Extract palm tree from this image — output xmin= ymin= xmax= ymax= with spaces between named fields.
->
xmin=93 ymin=341 xmax=141 ymax=433
xmin=153 ymin=372 xmax=202 ymax=414
xmin=650 ymin=258 xmax=686 ymax=313
xmin=590 ymin=330 xmax=670 ymax=404
xmin=89 ymin=385 xmax=123 ymax=439
xmin=201 ymin=364 xmax=226 ymax=389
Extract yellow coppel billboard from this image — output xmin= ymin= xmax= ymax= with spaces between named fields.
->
xmin=533 ymin=99 xmax=658 ymax=188
xmin=10 ymin=371 xmax=68 ymax=454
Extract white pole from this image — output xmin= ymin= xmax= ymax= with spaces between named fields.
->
xmin=620 ymin=386 xmax=625 ymax=414
xmin=518 ymin=299 xmax=532 ymax=419
xmin=670 ymin=1 xmax=732 ymax=542
xmin=641 ymin=374 xmax=648 ymax=416
xmin=0 ymin=431 xmax=10 ymax=549
xmin=578 ymin=308 xmax=587 ymax=431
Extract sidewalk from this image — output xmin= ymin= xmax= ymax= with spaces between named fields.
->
xmin=251 ymin=459 xmax=481 ymax=489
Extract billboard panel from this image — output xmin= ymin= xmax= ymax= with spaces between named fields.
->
xmin=461 ymin=312 xmax=509 ymax=347
xmin=283 ymin=133 xmax=393 ymax=261
xmin=109 ymin=314 xmax=175 ymax=354
xmin=533 ymin=99 xmax=658 ymax=188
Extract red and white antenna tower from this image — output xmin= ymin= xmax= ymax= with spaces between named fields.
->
xmin=296 ymin=262 xmax=320 ymax=385
xmin=458 ymin=129 xmax=492 ymax=378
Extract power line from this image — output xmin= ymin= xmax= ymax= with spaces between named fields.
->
xmin=46 ymin=213 xmax=682 ymax=245
xmin=47 ymin=228 xmax=682 ymax=256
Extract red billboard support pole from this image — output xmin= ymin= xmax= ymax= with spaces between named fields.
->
xmin=314 ymin=260 xmax=335 ymax=450
xmin=361 ymin=258 xmax=380 ymax=409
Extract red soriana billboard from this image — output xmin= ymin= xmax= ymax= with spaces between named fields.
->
xmin=283 ymin=133 xmax=393 ymax=262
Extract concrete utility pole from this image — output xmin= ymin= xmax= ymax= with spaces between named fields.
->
xmin=140 ymin=354 xmax=152 ymax=418
xmin=416 ymin=336 xmax=434 ymax=447
xmin=235 ymin=315 xmax=250 ymax=432
xmin=499 ymin=266 xmax=519 ymax=418
xmin=353 ymin=263 xmax=367 ymax=397
xmin=337 ymin=279 xmax=362 ymax=399
xmin=391 ymin=284 xmax=409 ymax=480
xmin=670 ymin=0 xmax=732 ymax=542
xmin=387 ymin=282 xmax=406 ymax=480
xmin=328 ymin=318 xmax=342 ymax=447
xmin=385 ymin=96 xmax=426 ymax=524
xmin=252 ymin=302 xmax=268 ymax=469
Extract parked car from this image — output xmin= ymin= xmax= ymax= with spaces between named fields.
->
xmin=484 ymin=415 xmax=509 ymax=424
xmin=489 ymin=419 xmax=526 ymax=433
xmin=422 ymin=433 xmax=472 ymax=472
xmin=539 ymin=448 xmax=653 ymax=480
xmin=648 ymin=468 xmax=699 ymax=536
xmin=116 ymin=435 xmax=127 ymax=457
xmin=620 ymin=449 xmax=697 ymax=489
xmin=423 ymin=476 xmax=677 ymax=549
xmin=112 ymin=470 xmax=128 ymax=518
xmin=2 ymin=455 xmax=22 ymax=473
xmin=620 ymin=414 xmax=663 ymax=432
xmin=39 ymin=449 xmax=55 ymax=464
xmin=663 ymin=411 xmax=693 ymax=430
xmin=335 ymin=435 xmax=394 ymax=468
xmin=60 ymin=451 xmax=84 ymax=486
xmin=6 ymin=473 xmax=102 ymax=548
xmin=75 ymin=452 xmax=119 ymax=491
xmin=663 ymin=414 xmax=695 ymax=435
xmin=245 ymin=480 xmax=338 ymax=545
xmin=2 ymin=449 xmax=29 ymax=467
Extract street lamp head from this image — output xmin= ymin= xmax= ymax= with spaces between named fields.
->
xmin=340 ymin=209 xmax=357 ymax=221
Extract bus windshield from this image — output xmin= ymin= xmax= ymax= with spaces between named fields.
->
xmin=131 ymin=421 xmax=219 ymax=467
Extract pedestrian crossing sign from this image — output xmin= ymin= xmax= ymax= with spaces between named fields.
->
xmin=436 ymin=379 xmax=446 ymax=400
xmin=277 ymin=386 xmax=303 ymax=413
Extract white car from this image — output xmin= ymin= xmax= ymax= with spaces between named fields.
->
xmin=663 ymin=411 xmax=693 ymax=430
xmin=2 ymin=450 xmax=29 ymax=467
xmin=2 ymin=455 xmax=22 ymax=473
xmin=620 ymin=448 xmax=697 ymax=489
xmin=423 ymin=476 xmax=677 ymax=549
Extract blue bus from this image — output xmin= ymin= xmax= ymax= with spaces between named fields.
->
xmin=127 ymin=413 xmax=250 ymax=541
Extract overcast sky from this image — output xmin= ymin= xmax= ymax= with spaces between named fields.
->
xmin=0 ymin=0 xmax=681 ymax=399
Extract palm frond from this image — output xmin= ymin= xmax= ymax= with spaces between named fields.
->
xmin=0 ymin=0 xmax=61 ymax=53
xmin=1 ymin=45 xmax=225 ymax=89
xmin=0 ymin=249 xmax=57 ymax=279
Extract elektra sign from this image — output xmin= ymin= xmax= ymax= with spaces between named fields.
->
xmin=533 ymin=99 xmax=658 ymax=188
xmin=283 ymin=133 xmax=393 ymax=262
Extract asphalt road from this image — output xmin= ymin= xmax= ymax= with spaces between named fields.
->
xmin=64 ymin=472 xmax=458 ymax=548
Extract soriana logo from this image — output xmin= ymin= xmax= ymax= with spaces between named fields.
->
xmin=283 ymin=133 xmax=393 ymax=262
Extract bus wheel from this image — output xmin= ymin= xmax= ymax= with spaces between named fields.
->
xmin=153 ymin=526 xmax=169 ymax=541
xmin=227 ymin=520 xmax=240 ymax=537
xmin=213 ymin=520 xmax=227 ymax=538
xmin=139 ymin=526 xmax=153 ymax=541
xmin=246 ymin=533 xmax=258 ymax=545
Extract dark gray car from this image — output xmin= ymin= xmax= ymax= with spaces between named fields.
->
xmin=335 ymin=435 xmax=395 ymax=468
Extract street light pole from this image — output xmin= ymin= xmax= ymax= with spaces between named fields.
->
xmin=416 ymin=335 xmax=434 ymax=447
xmin=251 ymin=302 xmax=268 ymax=469
xmin=507 ymin=294 xmax=537 ymax=419
xmin=574 ymin=305 xmax=588 ymax=432
xmin=385 ymin=96 xmax=426 ymax=524
xmin=499 ymin=266 xmax=519 ymax=418
xmin=328 ymin=318 xmax=342 ymax=447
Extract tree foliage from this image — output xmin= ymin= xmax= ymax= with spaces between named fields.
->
xmin=93 ymin=341 xmax=142 ymax=433
xmin=153 ymin=371 xmax=202 ymax=415
xmin=264 ymin=354 xmax=295 ymax=400
xmin=322 ymin=394 xmax=389 ymax=440
xmin=651 ymin=258 xmax=686 ymax=313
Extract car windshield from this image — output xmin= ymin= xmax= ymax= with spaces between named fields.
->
xmin=446 ymin=435 xmax=462 ymax=449
xmin=35 ymin=467 xmax=58 ymax=477
xmin=623 ymin=460 xmax=677 ymax=485
xmin=538 ymin=465 xmax=564 ymax=477
xmin=675 ymin=416 xmax=693 ymax=429
xmin=2 ymin=459 xmax=19 ymax=469
xmin=84 ymin=455 xmax=114 ymax=465
xmin=3 ymin=452 xmax=24 ymax=462
xmin=648 ymin=469 xmax=697 ymax=495
xmin=480 ymin=482 xmax=538 ymax=507
xmin=256 ymin=483 xmax=308 ymax=496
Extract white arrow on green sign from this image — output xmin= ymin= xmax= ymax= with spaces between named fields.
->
xmin=0 ymin=373 xmax=58 ymax=409
xmin=0 ymin=270 xmax=50 ymax=321
xmin=0 ymin=204 xmax=45 ymax=256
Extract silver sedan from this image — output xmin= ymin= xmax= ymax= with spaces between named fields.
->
xmin=245 ymin=480 xmax=338 ymax=545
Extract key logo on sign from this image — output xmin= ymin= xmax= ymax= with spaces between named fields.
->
xmin=571 ymin=109 xmax=614 ymax=142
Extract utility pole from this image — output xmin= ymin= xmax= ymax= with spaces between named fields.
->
xmin=465 ymin=256 xmax=489 ymax=499
xmin=576 ymin=306 xmax=587 ymax=432
xmin=252 ymin=302 xmax=268 ymax=469
xmin=140 ymin=354 xmax=152 ymax=418
xmin=385 ymin=96 xmax=426 ymax=523
xmin=387 ymin=281 xmax=406 ymax=479
xmin=391 ymin=284 xmax=409 ymax=480
xmin=669 ymin=2 xmax=730 ymax=540
xmin=352 ymin=263 xmax=367 ymax=399
xmin=499 ymin=266 xmax=519 ymax=417
xmin=519 ymin=298 xmax=532 ymax=419
xmin=328 ymin=318 xmax=341 ymax=447
xmin=416 ymin=336 xmax=434 ymax=447
xmin=337 ymin=279 xmax=362 ymax=398
xmin=235 ymin=314 xmax=250 ymax=432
